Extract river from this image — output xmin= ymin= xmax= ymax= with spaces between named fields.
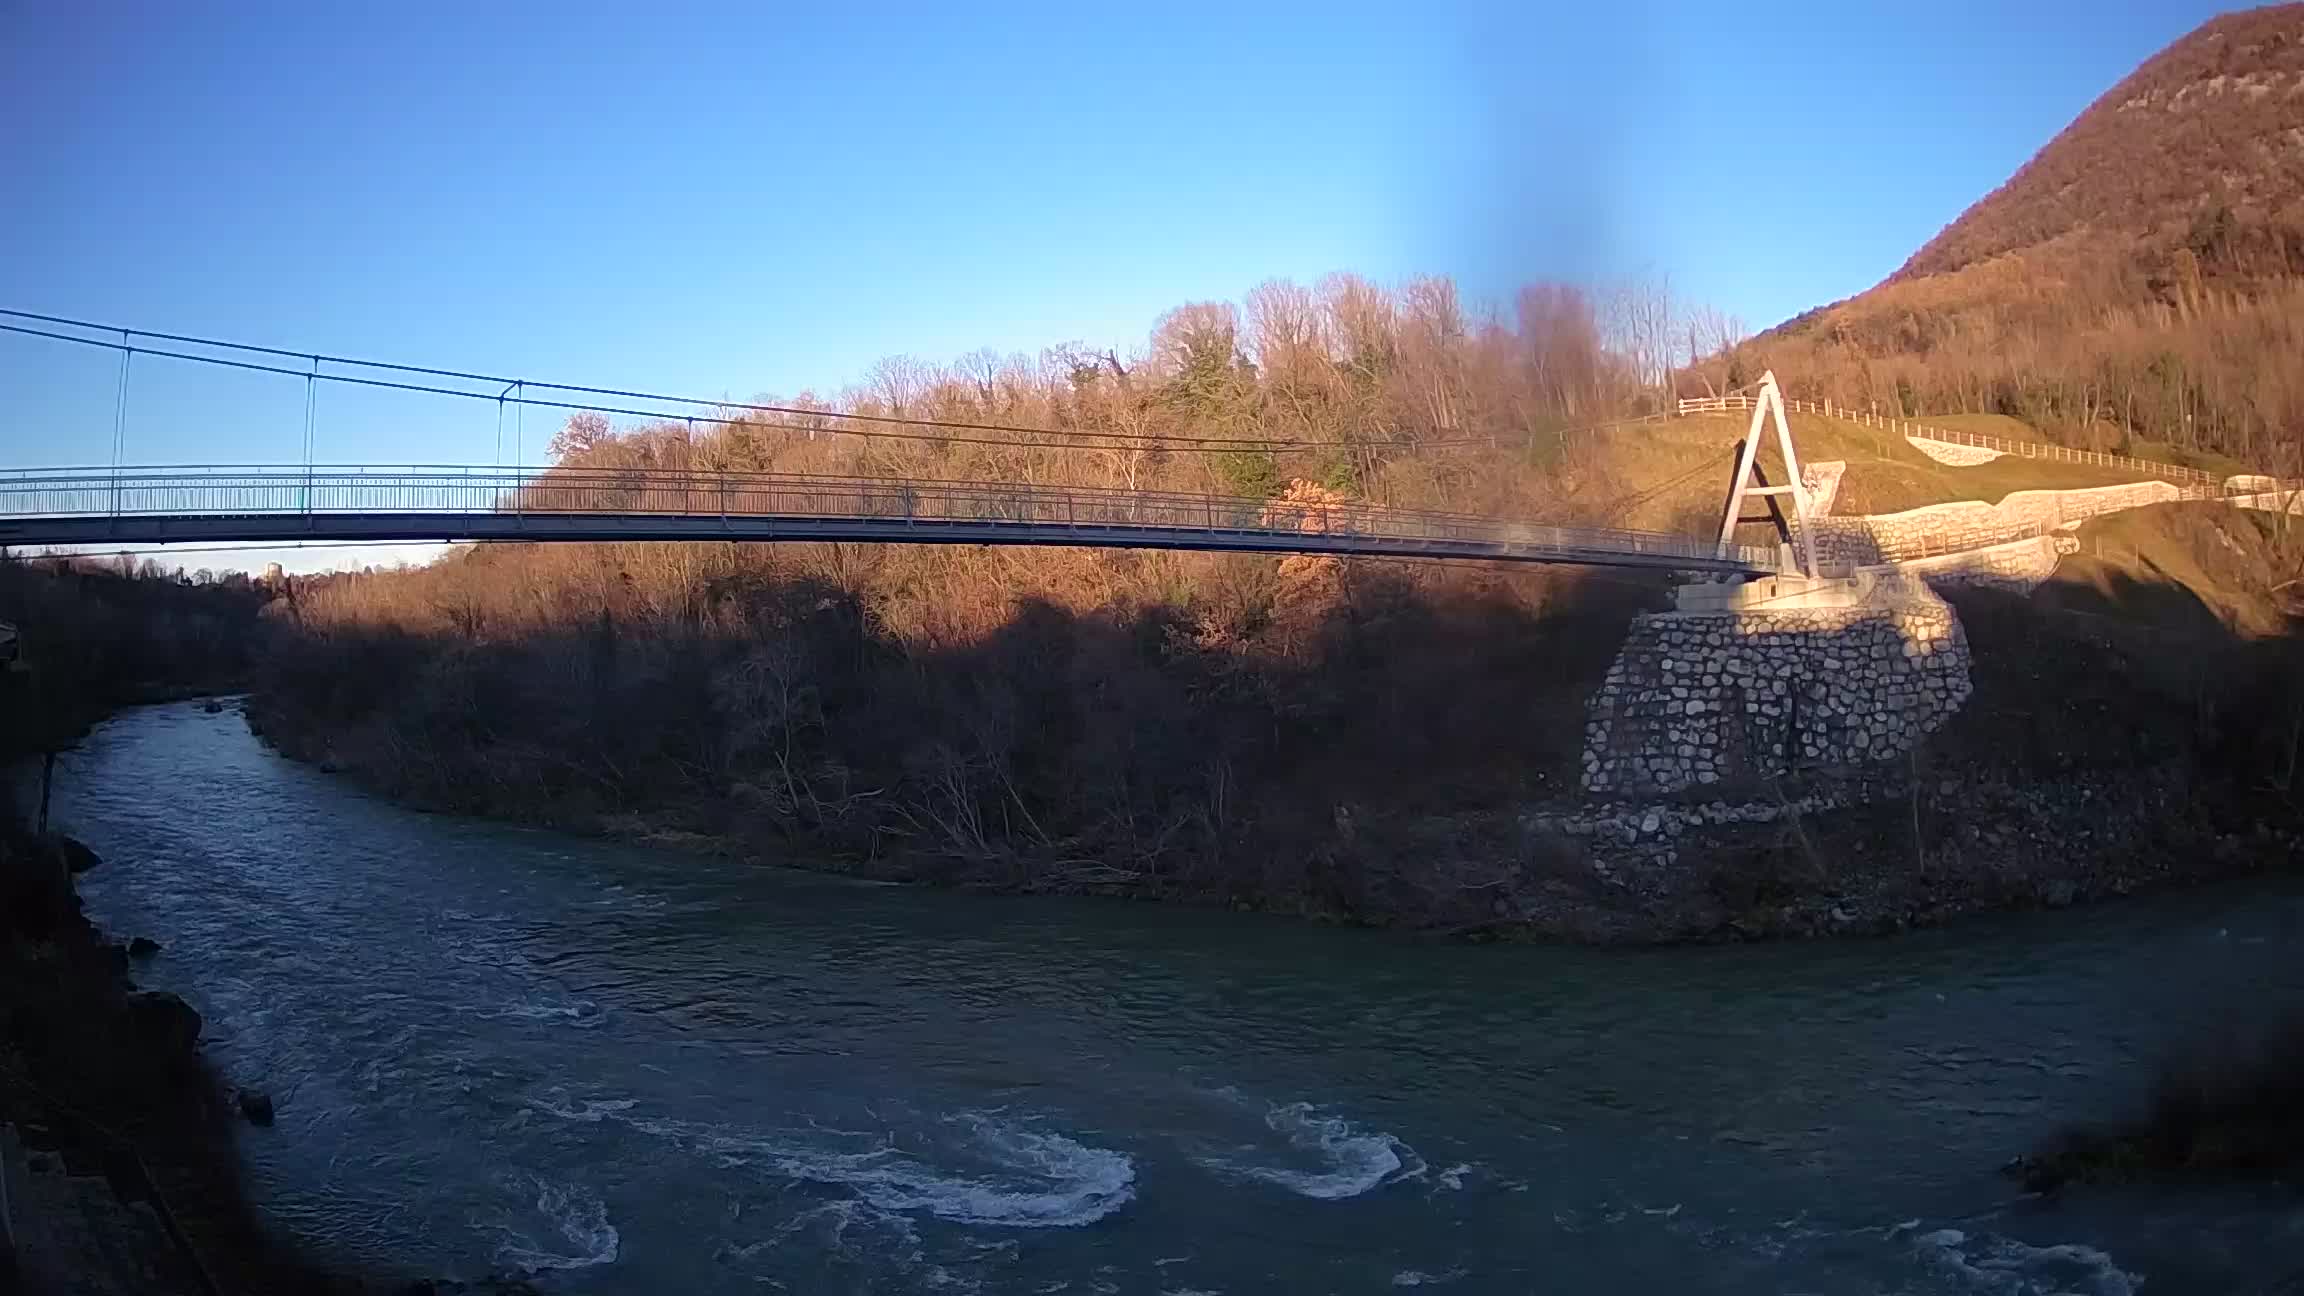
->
xmin=38 ymin=701 xmax=2304 ymax=1293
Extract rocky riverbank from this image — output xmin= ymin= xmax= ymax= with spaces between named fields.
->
xmin=0 ymin=821 xmax=542 ymax=1295
xmin=1445 ymin=762 xmax=2294 ymax=944
xmin=247 ymin=682 xmax=2298 ymax=947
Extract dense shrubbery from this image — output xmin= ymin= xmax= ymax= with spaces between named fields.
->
xmin=257 ymin=535 xmax=1655 ymax=920
xmin=2015 ymin=1014 xmax=2304 ymax=1190
xmin=0 ymin=556 xmax=272 ymax=753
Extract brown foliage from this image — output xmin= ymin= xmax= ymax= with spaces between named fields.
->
xmin=1899 ymin=5 xmax=2304 ymax=285
xmin=246 ymin=272 xmax=1730 ymax=920
xmin=1718 ymin=6 xmax=2304 ymax=472
xmin=507 ymin=273 xmax=1689 ymax=514
xmin=255 ymin=528 xmax=1661 ymax=922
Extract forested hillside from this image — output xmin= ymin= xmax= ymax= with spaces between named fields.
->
xmin=1719 ymin=4 xmax=2304 ymax=471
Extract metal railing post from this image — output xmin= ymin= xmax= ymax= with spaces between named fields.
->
xmin=109 ymin=337 xmax=133 ymax=522
xmin=301 ymin=355 xmax=318 ymax=522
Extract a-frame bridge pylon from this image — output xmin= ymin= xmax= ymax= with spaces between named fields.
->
xmin=1715 ymin=370 xmax=1820 ymax=578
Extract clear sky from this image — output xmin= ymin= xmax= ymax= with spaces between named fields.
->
xmin=0 ymin=0 xmax=2237 ymax=568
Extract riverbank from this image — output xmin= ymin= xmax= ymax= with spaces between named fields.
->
xmin=242 ymin=509 xmax=2304 ymax=944
xmin=244 ymin=668 xmax=2301 ymax=949
xmin=0 ymin=820 xmax=544 ymax=1294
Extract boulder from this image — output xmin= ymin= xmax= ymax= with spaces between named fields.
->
xmin=391 ymin=1278 xmax=546 ymax=1296
xmin=54 ymin=836 xmax=100 ymax=874
xmin=236 ymin=1088 xmax=276 ymax=1126
xmin=123 ymin=990 xmax=202 ymax=1056
xmin=202 ymin=699 xmax=224 ymax=714
xmin=127 ymin=935 xmax=161 ymax=958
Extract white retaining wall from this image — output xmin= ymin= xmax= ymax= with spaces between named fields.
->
xmin=1908 ymin=437 xmax=2004 ymax=466
xmin=2230 ymin=485 xmax=2297 ymax=508
xmin=1801 ymin=481 xmax=2183 ymax=566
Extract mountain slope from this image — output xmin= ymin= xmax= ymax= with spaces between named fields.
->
xmin=1896 ymin=3 xmax=2304 ymax=286
xmin=1729 ymin=5 xmax=2304 ymax=470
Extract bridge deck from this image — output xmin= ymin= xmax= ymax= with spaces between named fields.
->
xmin=0 ymin=467 xmax=1776 ymax=575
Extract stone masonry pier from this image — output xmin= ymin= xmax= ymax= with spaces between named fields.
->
xmin=1581 ymin=575 xmax=1971 ymax=797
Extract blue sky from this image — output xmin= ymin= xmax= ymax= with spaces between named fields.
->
xmin=0 ymin=0 xmax=2236 ymax=566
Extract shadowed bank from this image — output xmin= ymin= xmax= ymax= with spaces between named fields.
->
xmin=244 ymin=496 xmax=2304 ymax=941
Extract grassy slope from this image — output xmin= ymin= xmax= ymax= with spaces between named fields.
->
xmin=1597 ymin=411 xmax=2169 ymax=533
xmin=1919 ymin=412 xmax=2255 ymax=480
xmin=1624 ymin=413 xmax=2301 ymax=638
xmin=2048 ymin=504 xmax=2304 ymax=640
xmin=1573 ymin=413 xmax=2297 ymax=653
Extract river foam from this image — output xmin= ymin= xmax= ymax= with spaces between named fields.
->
xmin=529 ymin=1092 xmax=1134 ymax=1228
xmin=486 ymin=1171 xmax=621 ymax=1272
xmin=717 ymin=1111 xmax=1135 ymax=1228
xmin=866 ymin=1113 xmax=1135 ymax=1228
xmin=525 ymin=1092 xmax=637 ymax=1123
xmin=1190 ymin=1099 xmax=1416 ymax=1200
xmin=1910 ymin=1228 xmax=2138 ymax=1296
xmin=488 ymin=997 xmax=606 ymax=1027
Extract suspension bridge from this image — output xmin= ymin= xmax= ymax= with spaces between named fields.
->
xmin=0 ymin=310 xmax=1783 ymax=576
xmin=0 ymin=466 xmax=1779 ymax=573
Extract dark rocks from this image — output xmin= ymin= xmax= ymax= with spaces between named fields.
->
xmin=55 ymin=836 xmax=100 ymax=874
xmin=126 ymin=935 xmax=161 ymax=958
xmin=392 ymin=1278 xmax=546 ymax=1295
xmin=2003 ymin=1152 xmax=2078 ymax=1195
xmin=202 ymin=699 xmax=225 ymax=714
xmin=236 ymin=1088 xmax=276 ymax=1125
xmin=123 ymin=989 xmax=201 ymax=1056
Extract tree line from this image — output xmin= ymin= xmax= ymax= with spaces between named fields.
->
xmin=535 ymin=273 xmax=1709 ymax=513
xmin=252 ymin=273 xmax=1715 ymax=920
xmin=0 ymin=555 xmax=273 ymax=755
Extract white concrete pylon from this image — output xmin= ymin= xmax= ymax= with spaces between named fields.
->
xmin=1715 ymin=370 xmax=1820 ymax=578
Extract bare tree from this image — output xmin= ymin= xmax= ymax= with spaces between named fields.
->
xmin=865 ymin=355 xmax=934 ymax=417
xmin=1246 ymin=278 xmax=1332 ymax=435
xmin=1399 ymin=276 xmax=1469 ymax=437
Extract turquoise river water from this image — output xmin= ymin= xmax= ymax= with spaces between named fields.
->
xmin=44 ymin=701 xmax=2304 ymax=1293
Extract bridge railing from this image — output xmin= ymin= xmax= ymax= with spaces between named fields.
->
xmin=0 ymin=465 xmax=1781 ymax=570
